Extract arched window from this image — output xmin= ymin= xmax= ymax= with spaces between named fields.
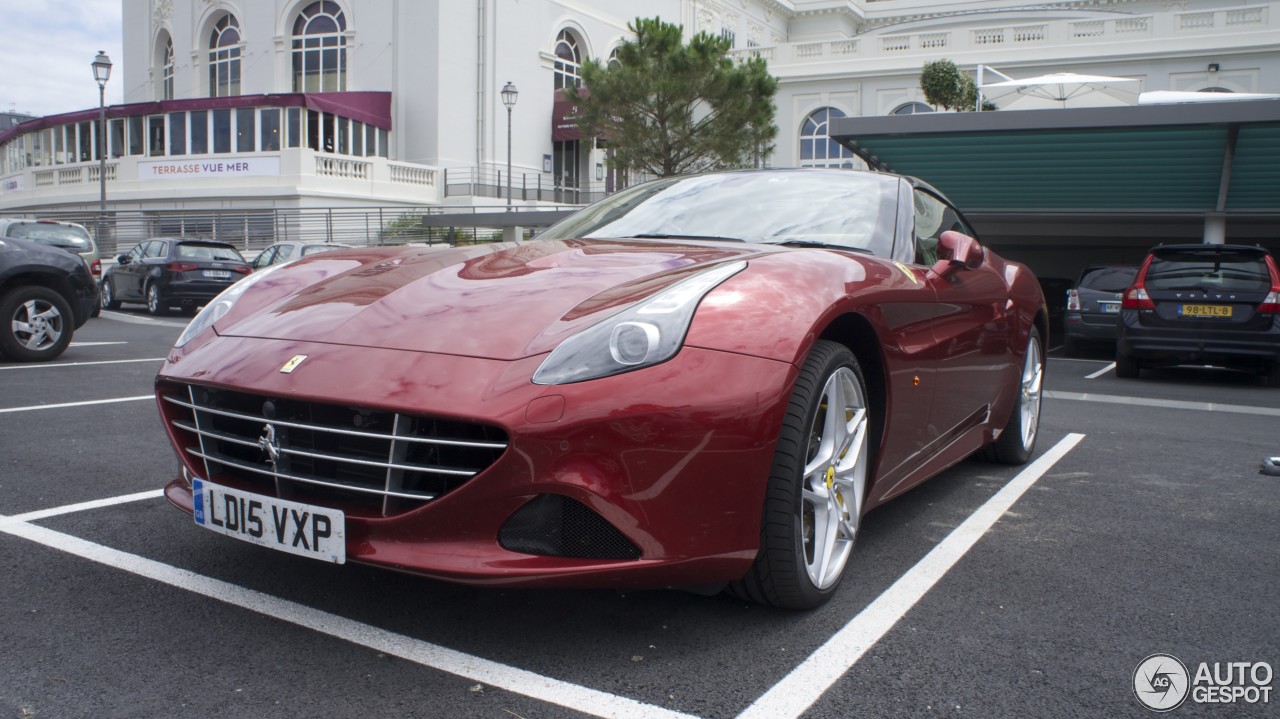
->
xmin=208 ymin=14 xmax=242 ymax=97
xmin=159 ymin=36 xmax=174 ymax=100
xmin=799 ymin=107 xmax=856 ymax=168
xmin=292 ymin=1 xmax=347 ymax=93
xmin=892 ymin=102 xmax=934 ymax=115
xmin=607 ymin=47 xmax=621 ymax=69
xmin=554 ymin=30 xmax=582 ymax=90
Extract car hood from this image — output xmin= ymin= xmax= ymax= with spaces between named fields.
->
xmin=218 ymin=239 xmax=766 ymax=360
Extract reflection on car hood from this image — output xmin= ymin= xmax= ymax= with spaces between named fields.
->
xmin=219 ymin=239 xmax=767 ymax=360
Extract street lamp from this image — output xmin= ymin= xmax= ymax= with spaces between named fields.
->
xmin=92 ymin=51 xmax=112 ymax=223
xmin=501 ymin=81 xmax=518 ymax=211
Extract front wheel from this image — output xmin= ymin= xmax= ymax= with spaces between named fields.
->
xmin=100 ymin=278 xmax=121 ymax=310
xmin=730 ymin=340 xmax=871 ymax=609
xmin=983 ymin=327 xmax=1044 ymax=465
xmin=0 ymin=285 xmax=75 ymax=362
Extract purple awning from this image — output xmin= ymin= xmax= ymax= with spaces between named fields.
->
xmin=0 ymin=91 xmax=392 ymax=146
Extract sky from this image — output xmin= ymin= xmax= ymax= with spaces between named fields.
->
xmin=1 ymin=0 xmax=125 ymax=118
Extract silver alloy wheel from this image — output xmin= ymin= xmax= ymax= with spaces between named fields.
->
xmin=101 ymin=280 xmax=113 ymax=307
xmin=11 ymin=298 xmax=63 ymax=351
xmin=801 ymin=366 xmax=869 ymax=590
xmin=147 ymin=284 xmax=160 ymax=313
xmin=1018 ymin=334 xmax=1044 ymax=450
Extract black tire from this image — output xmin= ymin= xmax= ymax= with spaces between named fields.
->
xmin=729 ymin=340 xmax=872 ymax=610
xmin=145 ymin=282 xmax=167 ymax=316
xmin=1115 ymin=347 xmax=1140 ymax=379
xmin=100 ymin=278 xmax=121 ymax=310
xmin=0 ymin=285 xmax=75 ymax=362
xmin=983 ymin=327 xmax=1044 ymax=465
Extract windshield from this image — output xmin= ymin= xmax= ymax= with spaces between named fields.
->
xmin=1079 ymin=266 xmax=1136 ymax=292
xmin=176 ymin=243 xmax=245 ymax=262
xmin=6 ymin=222 xmax=92 ymax=252
xmin=538 ymin=170 xmax=900 ymax=256
xmin=1146 ymin=250 xmax=1272 ymax=293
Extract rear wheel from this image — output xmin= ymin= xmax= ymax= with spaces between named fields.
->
xmin=0 ymin=285 xmax=75 ymax=362
xmin=1115 ymin=347 xmax=1140 ymax=379
xmin=730 ymin=340 xmax=871 ymax=609
xmin=145 ymin=282 xmax=167 ymax=316
xmin=984 ymin=327 xmax=1044 ymax=465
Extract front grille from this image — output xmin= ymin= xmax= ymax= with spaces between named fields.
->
xmin=159 ymin=382 xmax=508 ymax=517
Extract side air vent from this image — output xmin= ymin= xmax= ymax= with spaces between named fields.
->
xmin=499 ymin=494 xmax=642 ymax=560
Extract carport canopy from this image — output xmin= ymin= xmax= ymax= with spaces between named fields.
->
xmin=829 ymin=99 xmax=1280 ymax=244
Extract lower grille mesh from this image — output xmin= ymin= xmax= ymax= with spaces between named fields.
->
xmin=499 ymin=494 xmax=642 ymax=560
xmin=159 ymin=382 xmax=508 ymax=517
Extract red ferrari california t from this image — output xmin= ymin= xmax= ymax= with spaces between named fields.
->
xmin=157 ymin=168 xmax=1047 ymax=609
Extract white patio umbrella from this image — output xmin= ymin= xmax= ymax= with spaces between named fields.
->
xmin=978 ymin=72 xmax=1140 ymax=109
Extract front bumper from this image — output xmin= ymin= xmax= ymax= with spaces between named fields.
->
xmin=158 ymin=334 xmax=796 ymax=588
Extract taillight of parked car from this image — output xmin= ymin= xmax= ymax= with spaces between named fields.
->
xmin=1065 ymin=289 xmax=1080 ymax=311
xmin=90 ymin=258 xmax=101 ymax=277
xmin=1122 ymin=255 xmax=1157 ymax=311
xmin=167 ymin=261 xmax=200 ymax=273
xmin=1260 ymin=256 xmax=1280 ymax=314
xmin=233 ymin=265 xmax=252 ymax=275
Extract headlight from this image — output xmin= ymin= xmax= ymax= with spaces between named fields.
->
xmin=532 ymin=260 xmax=746 ymax=385
xmin=174 ymin=261 xmax=290 ymax=348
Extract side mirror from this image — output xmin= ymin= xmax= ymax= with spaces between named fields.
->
xmin=116 ymin=254 xmax=131 ymax=264
xmin=929 ymin=230 xmax=984 ymax=278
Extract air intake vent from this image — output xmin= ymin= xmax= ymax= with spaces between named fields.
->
xmin=499 ymin=494 xmax=642 ymax=560
xmin=158 ymin=382 xmax=508 ymax=518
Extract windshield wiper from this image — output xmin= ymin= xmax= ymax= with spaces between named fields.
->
xmin=763 ymin=239 xmax=873 ymax=253
xmin=625 ymin=233 xmax=746 ymax=243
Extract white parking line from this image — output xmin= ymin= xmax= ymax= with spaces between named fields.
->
xmin=99 ymin=310 xmax=189 ymax=328
xmin=0 ymin=508 xmax=697 ymax=719
xmin=69 ymin=341 xmax=129 ymax=347
xmin=737 ymin=433 xmax=1085 ymax=719
xmin=0 ymin=395 xmax=154 ymax=414
xmin=0 ymin=357 xmax=166 ymax=371
xmin=2 ymin=435 xmax=1086 ymax=719
xmin=1045 ymin=390 xmax=1280 ymax=417
xmin=1085 ymin=362 xmax=1116 ymax=379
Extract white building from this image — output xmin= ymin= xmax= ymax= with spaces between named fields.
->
xmin=0 ymin=0 xmax=1275 ymax=219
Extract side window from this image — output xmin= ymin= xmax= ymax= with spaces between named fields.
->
xmin=144 ymin=241 xmax=167 ymax=259
xmin=252 ymin=246 xmax=278 ymax=269
xmin=912 ymin=190 xmax=972 ymax=265
xmin=127 ymin=244 xmax=145 ymax=261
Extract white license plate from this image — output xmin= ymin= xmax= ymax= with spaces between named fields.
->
xmin=1100 ymin=302 xmax=1120 ymax=314
xmin=203 ymin=270 xmax=232 ymax=279
xmin=192 ymin=478 xmax=345 ymax=563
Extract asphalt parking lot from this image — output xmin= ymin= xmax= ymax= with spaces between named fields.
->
xmin=2 ymin=311 xmax=1277 ymax=719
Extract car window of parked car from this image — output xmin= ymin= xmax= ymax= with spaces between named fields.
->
xmin=252 ymin=246 xmax=279 ymax=269
xmin=4 ymin=222 xmax=93 ymax=251
xmin=1078 ymin=267 xmax=1136 ymax=292
xmin=176 ymin=242 xmax=245 ymax=262
xmin=912 ymin=190 xmax=972 ymax=266
xmin=1145 ymin=251 xmax=1272 ymax=293
xmin=144 ymin=241 xmax=167 ymax=259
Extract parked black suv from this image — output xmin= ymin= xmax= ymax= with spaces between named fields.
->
xmin=1063 ymin=264 xmax=1137 ymax=355
xmin=1116 ymin=244 xmax=1280 ymax=385
xmin=0 ymin=236 xmax=98 ymax=361
xmin=101 ymin=238 xmax=250 ymax=315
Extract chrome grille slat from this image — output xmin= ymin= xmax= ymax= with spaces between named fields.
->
xmin=159 ymin=383 xmax=509 ymax=517
xmin=186 ymin=447 xmax=438 ymax=501
xmin=171 ymin=419 xmax=475 ymax=476
xmin=161 ymin=394 xmax=506 ymax=450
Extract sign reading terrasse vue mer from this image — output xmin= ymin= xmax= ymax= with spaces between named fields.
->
xmin=138 ymin=157 xmax=281 ymax=180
